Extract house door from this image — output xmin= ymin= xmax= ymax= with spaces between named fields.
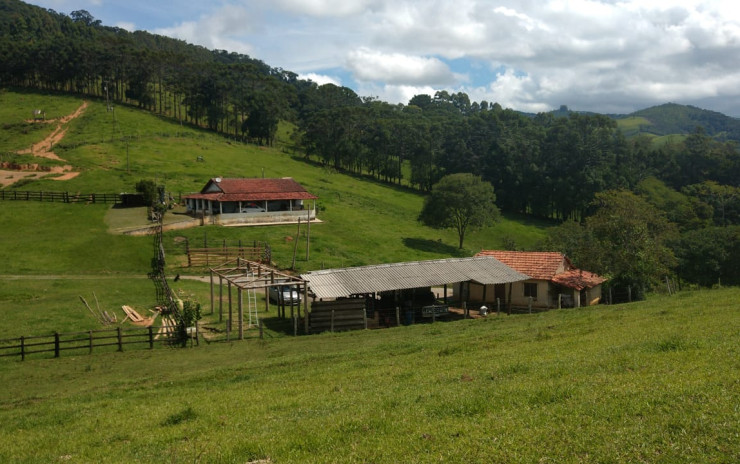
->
xmin=494 ymin=284 xmax=506 ymax=302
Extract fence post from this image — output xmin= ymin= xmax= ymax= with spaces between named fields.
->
xmin=148 ymin=326 xmax=154 ymax=349
xmin=259 ymin=319 xmax=264 ymax=340
xmin=628 ymin=286 xmax=632 ymax=303
xmin=528 ymin=296 xmax=533 ymax=314
xmin=496 ymin=298 xmax=500 ymax=315
xmin=89 ymin=330 xmax=93 ymax=354
xmin=117 ymin=327 xmax=123 ymax=352
xmin=20 ymin=336 xmax=25 ymax=361
xmin=395 ymin=306 xmax=400 ymax=326
xmin=331 ymin=310 xmax=335 ymax=333
xmin=54 ymin=332 xmax=60 ymax=358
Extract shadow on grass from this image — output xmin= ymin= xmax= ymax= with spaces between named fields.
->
xmin=403 ymin=237 xmax=463 ymax=256
xmin=260 ymin=313 xmax=300 ymax=336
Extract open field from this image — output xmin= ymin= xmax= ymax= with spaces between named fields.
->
xmin=1 ymin=90 xmax=738 ymax=463
xmin=1 ymin=288 xmax=738 ymax=463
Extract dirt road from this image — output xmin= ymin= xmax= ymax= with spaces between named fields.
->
xmin=2 ymin=101 xmax=88 ymax=187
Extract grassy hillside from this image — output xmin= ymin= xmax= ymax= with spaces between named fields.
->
xmin=626 ymin=103 xmax=740 ymax=141
xmin=1 ymin=91 xmax=738 ymax=463
xmin=0 ymin=89 xmax=550 ymax=339
xmin=1 ymin=288 xmax=738 ymax=463
xmin=0 ymin=90 xmax=550 ymax=275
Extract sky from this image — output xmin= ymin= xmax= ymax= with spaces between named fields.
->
xmin=25 ymin=0 xmax=740 ymax=117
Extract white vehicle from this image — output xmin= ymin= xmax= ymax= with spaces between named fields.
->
xmin=268 ymin=284 xmax=300 ymax=305
xmin=241 ymin=203 xmax=265 ymax=213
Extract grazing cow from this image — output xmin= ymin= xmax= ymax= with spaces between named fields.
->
xmin=32 ymin=109 xmax=45 ymax=120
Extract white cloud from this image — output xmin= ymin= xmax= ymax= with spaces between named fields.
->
xmin=269 ymin=0 xmax=378 ymax=17
xmin=300 ymin=73 xmax=342 ymax=86
xmin=154 ymin=4 xmax=257 ymax=55
xmin=22 ymin=0 xmax=740 ymax=115
xmin=115 ymin=22 xmax=136 ymax=32
xmin=347 ymin=48 xmax=459 ymax=86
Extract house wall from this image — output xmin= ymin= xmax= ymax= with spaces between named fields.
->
xmin=455 ymin=280 xmax=551 ymax=309
xmin=455 ymin=280 xmax=603 ymax=309
xmin=217 ymin=209 xmax=316 ymax=226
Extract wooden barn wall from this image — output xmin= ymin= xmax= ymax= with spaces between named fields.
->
xmin=309 ymin=299 xmax=366 ymax=333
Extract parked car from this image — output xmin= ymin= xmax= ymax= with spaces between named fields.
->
xmin=268 ymin=284 xmax=300 ymax=305
xmin=241 ymin=203 xmax=265 ymax=213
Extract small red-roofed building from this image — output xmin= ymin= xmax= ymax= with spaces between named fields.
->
xmin=469 ymin=250 xmax=607 ymax=309
xmin=184 ymin=177 xmax=318 ymax=225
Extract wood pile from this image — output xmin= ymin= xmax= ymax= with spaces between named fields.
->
xmin=79 ymin=294 xmax=117 ymax=325
xmin=155 ymin=315 xmax=178 ymax=340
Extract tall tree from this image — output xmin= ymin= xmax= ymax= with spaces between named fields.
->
xmin=585 ymin=190 xmax=678 ymax=296
xmin=419 ymin=173 xmax=500 ymax=249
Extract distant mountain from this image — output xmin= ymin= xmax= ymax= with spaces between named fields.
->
xmin=624 ymin=103 xmax=740 ymax=141
xmin=543 ymin=103 xmax=740 ymax=142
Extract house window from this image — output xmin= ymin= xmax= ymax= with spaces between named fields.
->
xmin=524 ymin=283 xmax=538 ymax=300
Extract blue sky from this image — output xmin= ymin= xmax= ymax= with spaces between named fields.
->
xmin=25 ymin=0 xmax=740 ymax=117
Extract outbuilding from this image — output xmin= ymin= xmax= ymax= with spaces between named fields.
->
xmin=301 ymin=256 xmax=530 ymax=332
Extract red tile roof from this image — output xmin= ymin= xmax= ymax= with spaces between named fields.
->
xmin=551 ymin=269 xmax=607 ymax=291
xmin=476 ymin=251 xmax=567 ymax=280
xmin=184 ymin=177 xmax=317 ymax=202
xmin=475 ymin=250 xmax=606 ymax=290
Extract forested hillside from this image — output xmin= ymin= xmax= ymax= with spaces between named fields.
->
xmin=2 ymin=0 xmax=740 ymax=291
xmin=629 ymin=103 xmax=740 ymax=140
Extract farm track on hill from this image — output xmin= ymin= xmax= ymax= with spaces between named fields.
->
xmin=0 ymin=101 xmax=88 ymax=186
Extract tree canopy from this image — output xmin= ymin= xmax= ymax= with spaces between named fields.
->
xmin=418 ymin=173 xmax=500 ymax=249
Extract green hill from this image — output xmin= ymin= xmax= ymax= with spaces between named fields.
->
xmin=622 ymin=103 xmax=740 ymax=141
xmin=0 ymin=90 xmax=551 ymax=338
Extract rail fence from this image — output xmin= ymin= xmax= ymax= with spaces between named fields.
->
xmin=183 ymin=238 xmax=270 ymax=267
xmin=0 ymin=324 xmax=193 ymax=361
xmin=0 ymin=190 xmax=122 ymax=204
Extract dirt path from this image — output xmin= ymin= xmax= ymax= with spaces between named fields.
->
xmin=4 ymin=101 xmax=88 ymax=186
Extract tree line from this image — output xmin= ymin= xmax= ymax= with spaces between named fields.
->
xmin=2 ymin=0 xmax=740 ymax=290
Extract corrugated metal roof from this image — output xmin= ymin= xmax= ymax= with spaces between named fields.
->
xmin=301 ymin=257 xmax=530 ymax=299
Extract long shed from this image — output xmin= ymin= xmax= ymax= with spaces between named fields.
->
xmin=301 ymin=257 xmax=529 ymax=330
xmin=301 ymin=256 xmax=529 ymax=299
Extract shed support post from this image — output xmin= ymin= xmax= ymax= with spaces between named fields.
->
xmin=209 ymin=270 xmax=215 ymax=315
xmin=304 ymin=284 xmax=310 ymax=334
xmin=228 ymin=282 xmax=233 ymax=339
xmin=238 ymin=288 xmax=244 ymax=341
xmin=507 ymin=283 xmax=513 ymax=315
xmin=219 ymin=275 xmax=223 ymax=322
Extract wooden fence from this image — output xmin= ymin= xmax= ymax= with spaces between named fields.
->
xmin=0 ymin=324 xmax=195 ymax=361
xmin=184 ymin=239 xmax=270 ymax=267
xmin=309 ymin=299 xmax=367 ymax=333
xmin=0 ymin=190 xmax=122 ymax=204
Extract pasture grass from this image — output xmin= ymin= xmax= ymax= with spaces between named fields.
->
xmin=617 ymin=116 xmax=653 ymax=137
xmin=1 ymin=92 xmax=551 ymax=278
xmin=0 ymin=287 xmax=737 ymax=463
